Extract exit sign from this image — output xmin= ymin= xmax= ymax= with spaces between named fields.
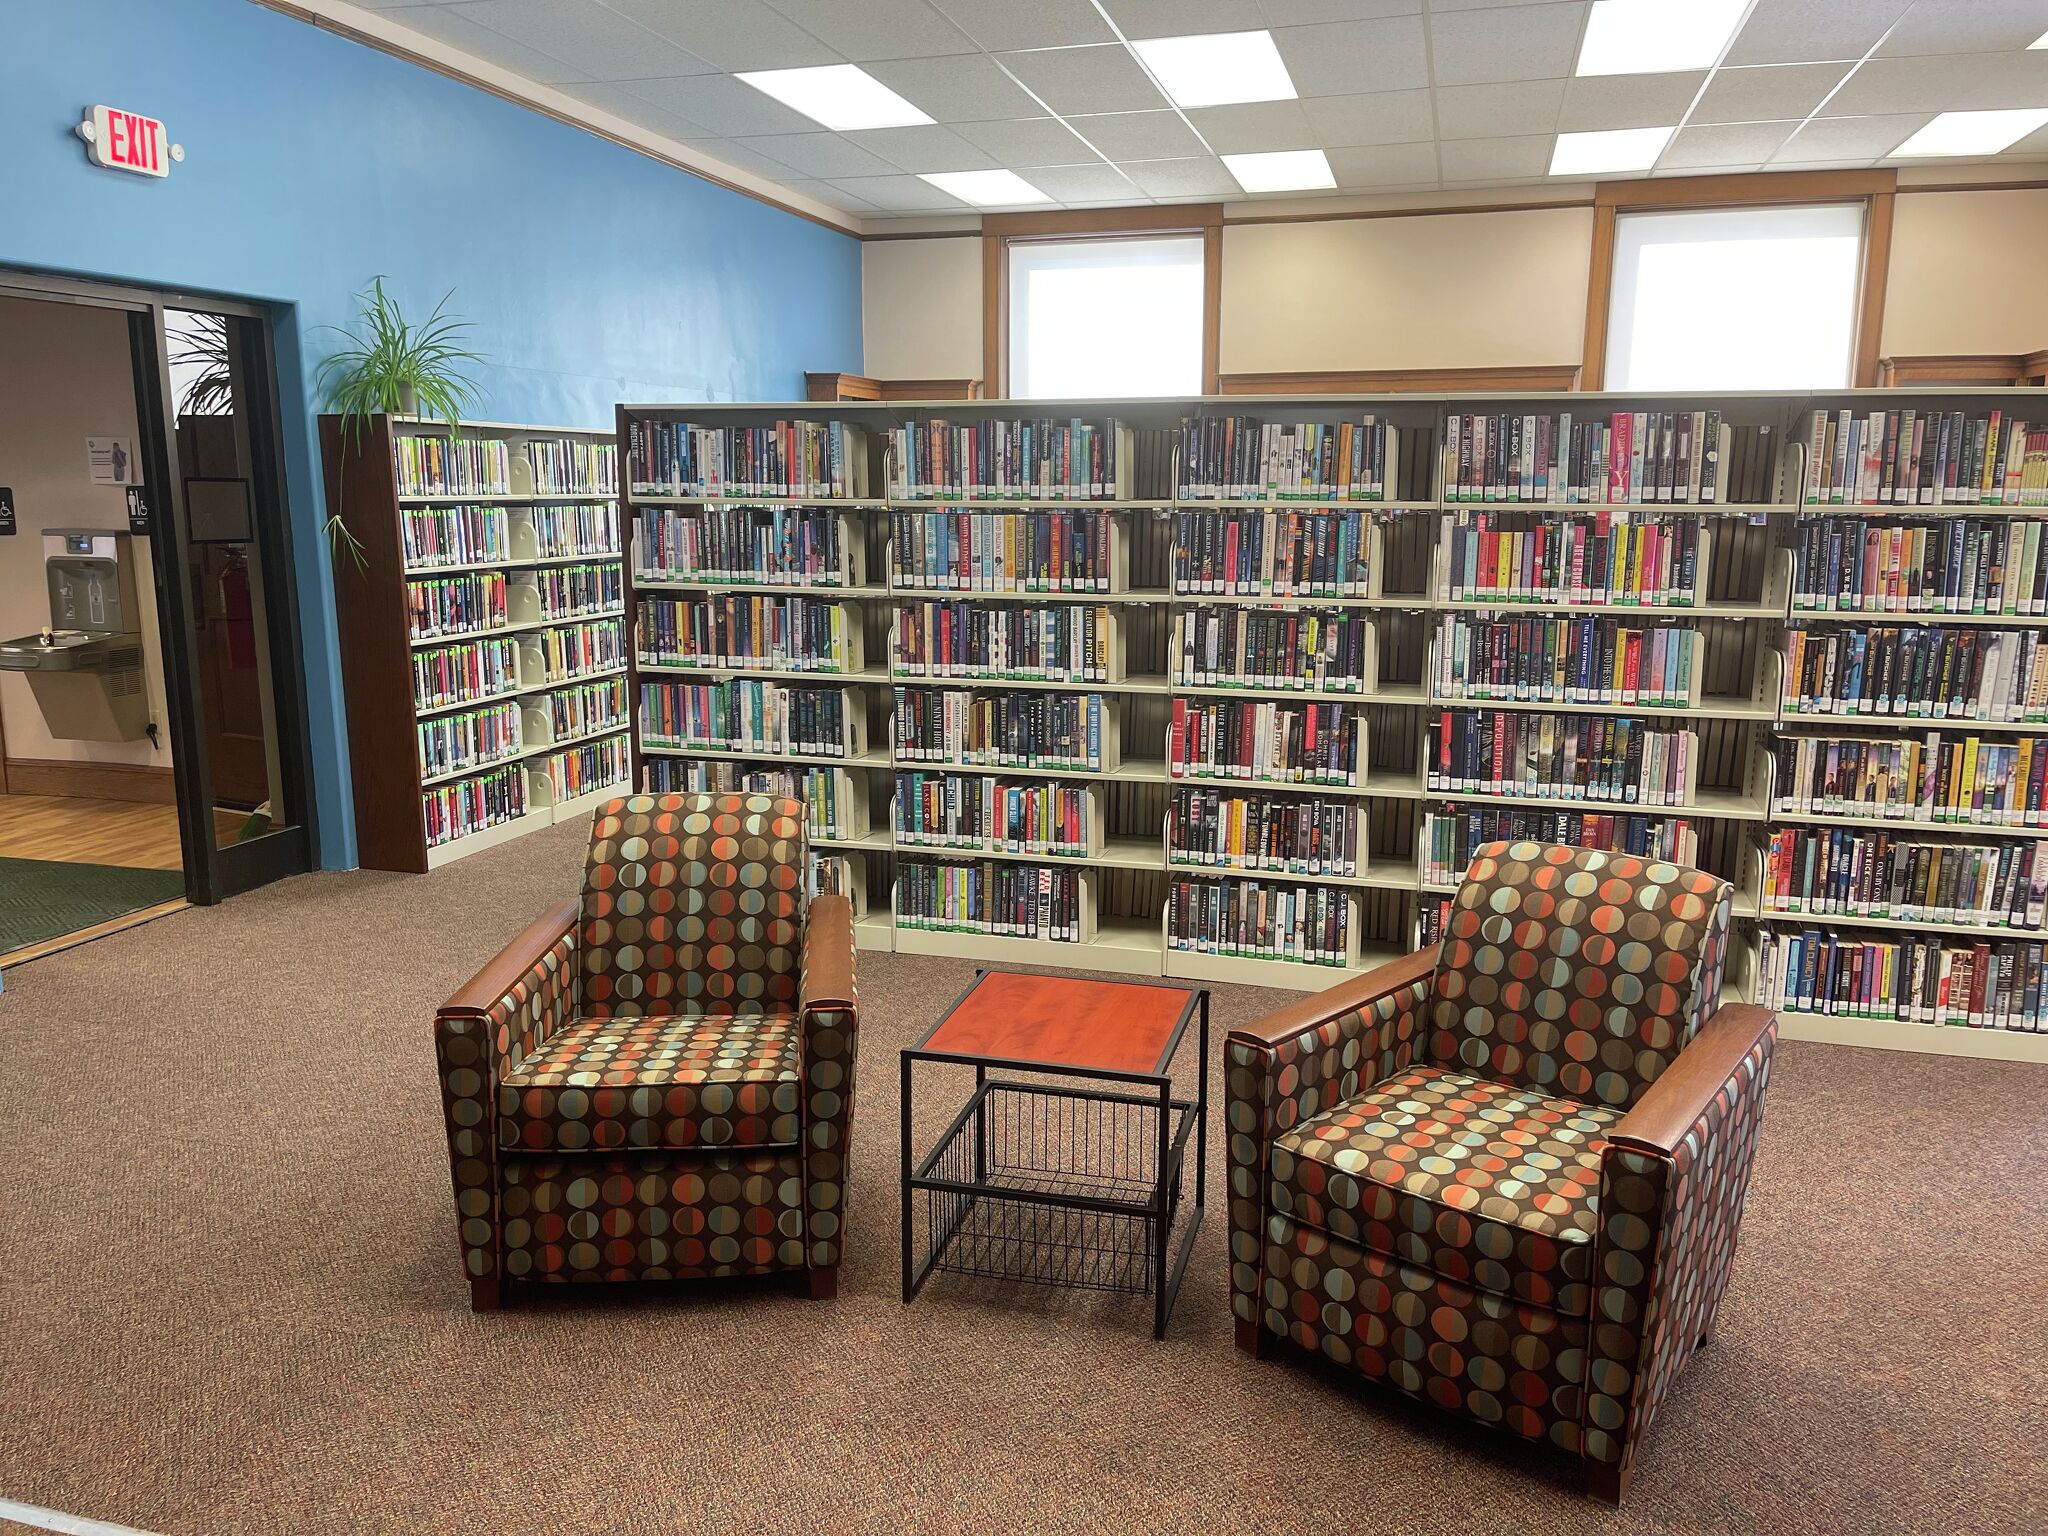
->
xmin=79 ymin=105 xmax=180 ymax=177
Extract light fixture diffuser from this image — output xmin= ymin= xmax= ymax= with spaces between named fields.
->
xmin=1129 ymin=31 xmax=1297 ymax=109
xmin=1891 ymin=109 xmax=2048 ymax=157
xmin=1222 ymin=149 xmax=1334 ymax=193
xmin=1550 ymin=126 xmax=1675 ymax=176
xmin=2033 ymin=29 xmax=2048 ymax=48
xmin=919 ymin=169 xmax=1053 ymax=207
xmin=734 ymin=64 xmax=933 ymax=131
xmin=1576 ymin=0 xmax=1748 ymax=76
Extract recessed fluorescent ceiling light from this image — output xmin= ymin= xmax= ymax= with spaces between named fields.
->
xmin=1576 ymin=0 xmax=1747 ymax=75
xmin=1550 ymin=125 xmax=1675 ymax=175
xmin=920 ymin=169 xmax=1053 ymax=207
xmin=1222 ymin=149 xmax=1334 ymax=193
xmin=734 ymin=64 xmax=932 ymax=131
xmin=1129 ymin=31 xmax=1296 ymax=108
xmin=2033 ymin=29 xmax=2048 ymax=48
xmin=1891 ymin=108 xmax=2048 ymax=157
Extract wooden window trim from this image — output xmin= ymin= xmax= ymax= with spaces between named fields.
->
xmin=1582 ymin=170 xmax=1898 ymax=390
xmin=1218 ymin=365 xmax=1581 ymax=395
xmin=982 ymin=205 xmax=1223 ymax=398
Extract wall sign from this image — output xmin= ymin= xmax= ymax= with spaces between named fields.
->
xmin=76 ymin=105 xmax=184 ymax=177
xmin=88 ymin=436 xmax=138 ymax=486
xmin=0 ymin=487 xmax=15 ymax=536
xmin=126 ymin=486 xmax=152 ymax=537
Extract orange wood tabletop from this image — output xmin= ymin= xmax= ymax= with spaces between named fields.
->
xmin=920 ymin=971 xmax=1200 ymax=1076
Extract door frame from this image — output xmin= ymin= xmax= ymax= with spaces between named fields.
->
xmin=0 ymin=266 xmax=318 ymax=904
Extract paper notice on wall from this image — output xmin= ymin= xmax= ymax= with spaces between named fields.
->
xmin=88 ymin=436 xmax=137 ymax=486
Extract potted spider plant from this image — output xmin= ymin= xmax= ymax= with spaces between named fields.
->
xmin=315 ymin=277 xmax=485 ymax=565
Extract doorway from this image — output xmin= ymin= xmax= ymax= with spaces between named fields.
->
xmin=0 ymin=272 xmax=316 ymax=966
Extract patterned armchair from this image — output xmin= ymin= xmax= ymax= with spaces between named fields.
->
xmin=1226 ymin=842 xmax=1774 ymax=1504
xmin=433 ymin=792 xmax=857 ymax=1310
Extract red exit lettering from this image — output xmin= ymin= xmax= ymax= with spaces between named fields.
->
xmin=85 ymin=105 xmax=171 ymax=178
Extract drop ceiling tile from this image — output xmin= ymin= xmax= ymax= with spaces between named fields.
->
xmin=732 ymin=132 xmax=900 ymax=179
xmin=863 ymin=54 xmax=1047 ymax=123
xmin=381 ymin=5 xmax=597 ymax=84
xmin=1821 ymin=51 xmax=2048 ymax=115
xmin=1182 ymin=100 xmax=1321 ymax=154
xmin=848 ymin=124 xmax=1001 ymax=173
xmin=562 ymin=81 xmax=714 ymax=139
xmin=1099 ymin=0 xmax=1256 ymax=37
xmin=1065 ymin=110 xmax=1207 ymax=161
xmin=1723 ymin=0 xmax=1913 ymax=67
xmin=1426 ymin=2 xmax=1587 ymax=86
xmin=1272 ymin=16 xmax=1431 ymax=96
xmin=1556 ymin=70 xmax=1706 ymax=132
xmin=954 ymin=116 xmax=1101 ymax=166
xmin=1261 ymin=0 xmax=1425 ymax=21
xmin=1691 ymin=63 xmax=1853 ymax=125
xmin=1301 ymin=89 xmax=1437 ymax=145
xmin=761 ymin=0 xmax=975 ymax=61
xmin=697 ymin=140 xmax=807 ymax=182
xmin=444 ymin=0 xmax=714 ymax=80
xmin=1658 ymin=121 xmax=1799 ymax=169
xmin=1426 ymin=0 xmax=1575 ymax=9
xmin=617 ymin=73 xmax=823 ymax=136
xmin=2010 ymin=122 xmax=2048 ymax=157
xmin=1774 ymin=113 xmax=1930 ymax=160
xmin=1025 ymin=163 xmax=1146 ymax=202
xmin=1325 ymin=141 xmax=1443 ymax=186
xmin=1652 ymin=162 xmax=1765 ymax=177
xmin=1437 ymin=133 xmax=1553 ymax=180
xmin=780 ymin=177 xmax=880 ymax=212
xmin=603 ymin=0 xmax=840 ymax=71
xmin=1434 ymin=79 xmax=1566 ymax=138
xmin=927 ymin=0 xmax=1117 ymax=50
xmin=997 ymin=45 xmax=1169 ymax=116
xmin=1120 ymin=156 xmax=1242 ymax=196
xmin=1874 ymin=0 xmax=2048 ymax=57
xmin=830 ymin=173 xmax=978 ymax=211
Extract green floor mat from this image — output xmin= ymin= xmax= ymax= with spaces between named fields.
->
xmin=0 ymin=856 xmax=185 ymax=957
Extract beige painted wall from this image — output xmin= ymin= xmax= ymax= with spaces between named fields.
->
xmin=862 ymin=236 xmax=982 ymax=380
xmin=1882 ymin=187 xmax=2048 ymax=357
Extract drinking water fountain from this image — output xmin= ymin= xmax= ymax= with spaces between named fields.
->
xmin=0 ymin=528 xmax=149 ymax=740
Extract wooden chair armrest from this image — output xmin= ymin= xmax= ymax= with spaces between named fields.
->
xmin=1226 ymin=945 xmax=1438 ymax=1053
xmin=802 ymin=893 xmax=857 ymax=1014
xmin=1611 ymin=1003 xmax=1778 ymax=1156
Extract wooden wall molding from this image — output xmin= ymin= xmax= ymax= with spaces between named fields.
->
xmin=805 ymin=372 xmax=982 ymax=401
xmin=1878 ymin=352 xmax=2048 ymax=387
xmin=3 ymin=757 xmax=176 ymax=804
xmin=1219 ymin=365 xmax=1581 ymax=395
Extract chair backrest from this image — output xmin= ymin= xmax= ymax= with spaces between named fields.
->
xmin=1427 ymin=840 xmax=1731 ymax=1110
xmin=581 ymin=791 xmax=809 ymax=1018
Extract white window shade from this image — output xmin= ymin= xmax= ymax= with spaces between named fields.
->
xmin=1008 ymin=236 xmax=1204 ymax=399
xmin=1606 ymin=204 xmax=1865 ymax=391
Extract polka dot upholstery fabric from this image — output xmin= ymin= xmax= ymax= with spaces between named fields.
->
xmin=499 ymin=1150 xmax=807 ymax=1282
xmin=581 ymin=792 xmax=807 ymax=1019
xmin=1268 ymin=1068 xmax=1619 ymax=1317
xmin=800 ymin=1007 xmax=855 ymax=1270
xmin=496 ymin=1014 xmax=802 ymax=1153
xmin=1430 ymin=841 xmax=1734 ymax=1111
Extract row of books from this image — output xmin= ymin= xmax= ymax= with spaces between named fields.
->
xmin=541 ymin=733 xmax=630 ymax=800
xmin=895 ymin=859 xmax=1087 ymax=942
xmin=886 ymin=418 xmax=1127 ymax=502
xmin=1788 ymin=517 xmax=2048 ymax=617
xmin=546 ymin=676 xmax=628 ymax=741
xmin=642 ymin=759 xmax=859 ymax=837
xmin=891 ymin=687 xmax=1110 ymax=773
xmin=633 ymin=505 xmax=854 ymax=586
xmin=1782 ymin=627 xmax=2046 ymax=722
xmin=416 ymin=700 xmax=522 ymax=780
xmin=892 ymin=601 xmax=1115 ymax=684
xmin=1802 ymin=408 xmax=2048 ymax=507
xmin=1756 ymin=928 xmax=2045 ymax=1031
xmin=526 ymin=437 xmax=617 ymax=496
xmin=406 ymin=571 xmax=505 ymax=641
xmin=1432 ymin=614 xmax=1698 ymax=710
xmin=537 ymin=564 xmax=623 ymax=620
xmin=1166 ymin=787 xmax=1362 ymax=877
xmin=1769 ymin=735 xmax=2046 ymax=827
xmin=402 ymin=505 xmax=508 ymax=569
xmin=1174 ymin=416 xmax=1397 ymax=501
xmin=1441 ymin=511 xmax=1705 ymax=607
xmin=1169 ymin=508 xmax=1373 ymax=597
xmin=413 ymin=634 xmax=520 ymax=712
xmin=640 ymin=680 xmax=854 ymax=759
xmin=1171 ymin=606 xmax=1370 ymax=694
xmin=1167 ymin=698 xmax=1365 ymax=787
xmin=534 ymin=619 xmax=623 ymax=685
xmin=1418 ymin=807 xmax=1701 ymax=886
xmin=1441 ymin=410 xmax=1748 ymax=506
xmin=531 ymin=503 xmax=620 ymax=560
xmin=1760 ymin=828 xmax=2046 ymax=933
xmin=810 ymin=854 xmax=858 ymax=905
xmin=392 ymin=435 xmax=511 ymax=497
xmin=889 ymin=509 xmax=1119 ymax=593
xmin=421 ymin=760 xmax=526 ymax=848
xmin=637 ymin=595 xmax=858 ymax=674
xmin=893 ymin=772 xmax=1093 ymax=857
xmin=1419 ymin=895 xmax=1454 ymax=948
xmin=1427 ymin=711 xmax=1698 ymax=806
xmin=625 ymin=419 xmax=868 ymax=499
xmin=1167 ymin=876 xmax=1353 ymax=968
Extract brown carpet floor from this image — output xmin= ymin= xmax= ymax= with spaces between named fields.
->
xmin=1 ymin=818 xmax=2044 ymax=1536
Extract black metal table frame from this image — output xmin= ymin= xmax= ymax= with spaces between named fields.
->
xmin=899 ymin=970 xmax=1209 ymax=1339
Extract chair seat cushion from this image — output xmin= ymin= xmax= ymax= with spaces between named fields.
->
xmin=1268 ymin=1067 xmax=1619 ymax=1316
xmin=498 ymin=1013 xmax=801 ymax=1153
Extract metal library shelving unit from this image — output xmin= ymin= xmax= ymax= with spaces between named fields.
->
xmin=611 ymin=391 xmax=2048 ymax=1063
xmin=319 ymin=414 xmax=630 ymax=872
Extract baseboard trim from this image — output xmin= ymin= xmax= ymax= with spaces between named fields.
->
xmin=3 ymin=758 xmax=175 ymax=805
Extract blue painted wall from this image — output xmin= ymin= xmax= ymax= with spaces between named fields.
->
xmin=0 ymin=0 xmax=863 ymax=868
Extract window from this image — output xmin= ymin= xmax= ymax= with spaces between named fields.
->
xmin=1006 ymin=235 xmax=1205 ymax=399
xmin=1605 ymin=203 xmax=1866 ymax=390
